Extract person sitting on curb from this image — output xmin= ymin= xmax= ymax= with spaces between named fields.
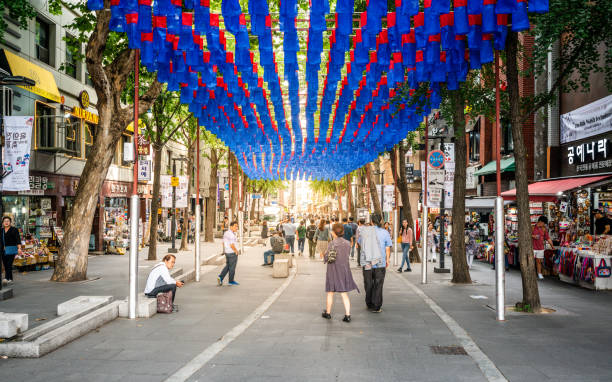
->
xmin=262 ymin=230 xmax=285 ymax=266
xmin=144 ymin=254 xmax=184 ymax=312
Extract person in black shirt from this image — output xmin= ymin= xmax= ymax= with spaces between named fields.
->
xmin=2 ymin=216 xmax=22 ymax=285
xmin=594 ymin=210 xmax=611 ymax=235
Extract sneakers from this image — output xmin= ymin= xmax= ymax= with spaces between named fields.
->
xmin=217 ymin=276 xmax=223 ymax=286
xmin=228 ymin=281 xmax=240 ymax=286
xmin=404 ymin=268 xmax=412 ymax=272
xmin=321 ymin=312 xmax=331 ymax=319
xmin=342 ymin=315 xmax=351 ymax=323
xmin=371 ymin=308 xmax=383 ymax=313
xmin=538 ymin=273 xmax=544 ymax=280
xmin=397 ymin=268 xmax=403 ymax=273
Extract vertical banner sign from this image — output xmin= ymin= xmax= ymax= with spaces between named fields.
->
xmin=137 ymin=135 xmax=150 ymax=156
xmin=138 ymin=160 xmax=151 ymax=181
xmin=377 ymin=185 xmax=396 ymax=212
xmin=443 ymin=143 xmax=455 ymax=163
xmin=3 ymin=116 xmax=33 ymax=191
xmin=160 ymin=175 xmax=189 ymax=208
xmin=444 ymin=162 xmax=455 ymax=209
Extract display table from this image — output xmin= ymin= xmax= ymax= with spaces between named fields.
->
xmin=557 ymin=247 xmax=612 ymax=290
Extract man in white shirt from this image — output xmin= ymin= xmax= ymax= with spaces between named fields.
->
xmin=218 ymin=221 xmax=240 ymax=286
xmin=282 ymin=218 xmax=297 ymax=254
xmin=144 ymin=254 xmax=184 ymax=306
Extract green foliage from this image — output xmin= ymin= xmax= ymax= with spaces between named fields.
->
xmin=0 ymin=0 xmax=37 ymax=42
xmin=141 ymin=86 xmax=191 ymax=147
xmin=310 ymin=179 xmax=343 ymax=197
xmin=530 ymin=0 xmax=612 ymax=103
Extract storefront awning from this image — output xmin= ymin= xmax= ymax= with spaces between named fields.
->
xmin=0 ymin=49 xmax=61 ymax=103
xmin=473 ymin=157 xmax=515 ymax=176
xmin=501 ymin=175 xmax=612 ymax=202
xmin=465 ymin=197 xmax=512 ymax=211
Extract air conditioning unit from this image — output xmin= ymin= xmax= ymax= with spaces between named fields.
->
xmin=0 ymin=86 xmax=13 ymax=117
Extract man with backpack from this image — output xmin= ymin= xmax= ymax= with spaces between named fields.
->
xmin=306 ymin=219 xmax=318 ymax=258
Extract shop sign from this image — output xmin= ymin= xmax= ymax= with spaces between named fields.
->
xmin=137 ymin=135 xmax=150 ymax=156
xmin=560 ymin=94 xmax=612 ymax=144
xmin=71 ymin=106 xmax=99 ymax=124
xmin=562 ymin=134 xmax=612 ymax=176
xmin=466 ymin=166 xmax=477 ymax=189
xmin=138 ymin=160 xmax=151 ymax=181
xmin=79 ymin=90 xmax=90 ymax=108
xmin=137 ymin=184 xmax=150 ymax=195
xmin=443 ymin=143 xmax=455 ymax=162
xmin=29 ymin=175 xmax=49 ymax=190
xmin=18 ymin=189 xmax=44 ymax=195
xmin=109 ymin=184 xmax=129 ymax=195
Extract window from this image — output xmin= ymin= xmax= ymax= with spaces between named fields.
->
xmin=65 ymin=116 xmax=81 ymax=157
xmin=65 ymin=34 xmax=77 ymax=79
xmin=85 ymin=69 xmax=93 ymax=87
xmin=35 ymin=18 xmax=50 ymax=65
xmin=120 ymin=134 xmax=132 ymax=166
xmin=35 ymin=102 xmax=55 ymax=148
xmin=468 ymin=120 xmax=480 ymax=161
xmin=501 ymin=122 xmax=514 ymax=155
xmin=84 ymin=123 xmax=97 ymax=157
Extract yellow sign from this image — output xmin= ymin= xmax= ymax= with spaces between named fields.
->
xmin=2 ymin=49 xmax=61 ymax=103
xmin=79 ymin=90 xmax=90 ymax=109
xmin=171 ymin=177 xmax=179 ymax=187
xmin=126 ymin=119 xmax=145 ymax=133
xmin=72 ymin=106 xmax=99 ymax=124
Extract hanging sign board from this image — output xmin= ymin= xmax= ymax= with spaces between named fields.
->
xmin=428 ymin=169 xmax=445 ymax=189
xmin=2 ymin=116 xmax=33 ymax=191
xmin=560 ymin=94 xmax=612 ymax=144
xmin=443 ymin=143 xmax=455 ymax=162
xmin=138 ymin=160 xmax=151 ymax=181
xmin=161 ymin=175 xmax=189 ymax=208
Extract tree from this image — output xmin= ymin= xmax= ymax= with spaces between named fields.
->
xmin=365 ymin=162 xmax=382 ymax=216
xmin=201 ymin=130 xmax=227 ymax=242
xmin=345 ymin=173 xmax=355 ymax=218
xmin=176 ymin=115 xmax=199 ymax=251
xmin=142 ymin=89 xmax=191 ymax=260
xmin=51 ymin=4 xmax=162 ymax=281
xmin=394 ymin=143 xmax=422 ymax=263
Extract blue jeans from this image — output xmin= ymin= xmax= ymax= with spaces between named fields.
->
xmin=219 ymin=253 xmax=238 ymax=282
xmin=286 ymin=236 xmax=295 ymax=253
xmin=400 ymin=243 xmax=412 ymax=270
xmin=263 ymin=250 xmax=275 ymax=264
xmin=298 ymin=238 xmax=305 ymax=253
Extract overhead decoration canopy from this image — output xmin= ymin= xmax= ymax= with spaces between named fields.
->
xmin=86 ymin=0 xmax=548 ymax=180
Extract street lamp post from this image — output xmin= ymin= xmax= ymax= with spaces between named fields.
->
xmin=0 ymin=74 xmax=35 ymax=299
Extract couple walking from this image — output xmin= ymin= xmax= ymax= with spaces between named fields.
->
xmin=322 ymin=213 xmax=392 ymax=321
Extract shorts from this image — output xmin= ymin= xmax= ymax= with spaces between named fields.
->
xmin=534 ymin=250 xmax=545 ymax=259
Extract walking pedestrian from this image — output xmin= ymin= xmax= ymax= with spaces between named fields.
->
xmin=427 ymin=223 xmax=437 ymax=262
xmin=465 ymin=223 xmax=479 ymax=269
xmin=1 ymin=216 xmax=22 ymax=285
xmin=306 ymin=219 xmax=318 ymax=258
xmin=355 ymin=219 xmax=365 ymax=266
xmin=397 ymin=219 xmax=413 ymax=272
xmin=315 ymin=219 xmax=331 ymax=260
xmin=218 ymin=221 xmax=240 ymax=286
xmin=282 ymin=219 xmax=297 ymax=254
xmin=342 ymin=217 xmax=354 ymax=251
xmin=297 ymin=220 xmax=306 ymax=256
xmin=348 ymin=217 xmax=358 ymax=258
xmin=322 ymin=223 xmax=359 ymax=323
xmin=532 ymin=216 xmax=554 ymax=280
xmin=359 ymin=213 xmax=392 ymax=313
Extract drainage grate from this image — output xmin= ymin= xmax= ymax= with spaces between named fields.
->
xmin=430 ymin=345 xmax=468 ymax=355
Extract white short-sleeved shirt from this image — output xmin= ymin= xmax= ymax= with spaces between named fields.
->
xmin=223 ymin=229 xmax=238 ymax=254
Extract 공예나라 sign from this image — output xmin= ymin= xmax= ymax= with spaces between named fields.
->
xmin=561 ymin=134 xmax=612 ymax=176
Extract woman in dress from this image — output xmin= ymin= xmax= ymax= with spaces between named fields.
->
xmin=315 ymin=219 xmax=331 ymax=260
xmin=427 ymin=223 xmax=437 ymax=262
xmin=322 ymin=223 xmax=359 ymax=322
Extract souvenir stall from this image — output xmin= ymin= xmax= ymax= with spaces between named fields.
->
xmin=103 ymin=197 xmax=130 ymax=254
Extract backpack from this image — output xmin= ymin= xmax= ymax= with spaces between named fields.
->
xmin=327 ymin=242 xmax=337 ymax=264
xmin=157 ymin=291 xmax=173 ymax=313
xmin=306 ymin=225 xmax=317 ymax=240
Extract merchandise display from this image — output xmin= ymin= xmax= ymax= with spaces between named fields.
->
xmin=556 ymin=236 xmax=612 ymax=290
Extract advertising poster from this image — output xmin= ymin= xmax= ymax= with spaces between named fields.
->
xmin=3 ymin=116 xmax=33 ymax=191
xmin=161 ymin=175 xmax=189 ymax=208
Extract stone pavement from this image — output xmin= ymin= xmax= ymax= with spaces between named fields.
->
xmin=1 ymin=241 xmax=612 ymax=381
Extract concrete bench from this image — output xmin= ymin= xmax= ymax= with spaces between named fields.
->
xmin=57 ymin=296 xmax=113 ymax=316
xmin=273 ymin=259 xmax=289 ymax=278
xmin=0 ymin=313 xmax=28 ymax=338
xmin=274 ymin=253 xmax=293 ymax=268
xmin=118 ymin=294 xmax=158 ymax=318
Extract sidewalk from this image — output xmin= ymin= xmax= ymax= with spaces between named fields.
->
xmin=0 ymin=239 xmax=224 ymax=329
xmin=1 ymin=242 xmax=612 ymax=381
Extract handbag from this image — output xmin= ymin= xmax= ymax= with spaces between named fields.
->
xmin=2 ymin=229 xmax=18 ymax=255
xmin=156 ymin=291 xmax=174 ymax=313
xmin=327 ymin=242 xmax=337 ymax=264
xmin=596 ymin=259 xmax=611 ymax=278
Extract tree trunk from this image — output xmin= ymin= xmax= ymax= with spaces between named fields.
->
xmin=449 ymin=90 xmax=472 ymax=284
xmin=507 ymin=31 xmax=541 ymax=311
xmin=204 ymin=148 xmax=218 ymax=242
xmin=345 ymin=174 xmax=355 ymax=218
xmin=336 ymin=182 xmax=344 ymax=219
xmin=397 ymin=144 xmax=421 ymax=263
xmin=365 ymin=163 xmax=382 ymax=215
xmin=52 ymin=127 xmax=116 ymax=280
xmin=148 ymin=144 xmax=163 ymax=260
xmin=180 ymin=143 xmax=194 ymax=250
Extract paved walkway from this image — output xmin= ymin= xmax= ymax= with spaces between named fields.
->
xmin=1 ymin=241 xmax=612 ymax=381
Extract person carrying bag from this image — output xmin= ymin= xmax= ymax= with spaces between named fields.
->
xmin=2 ymin=216 xmax=22 ymax=285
